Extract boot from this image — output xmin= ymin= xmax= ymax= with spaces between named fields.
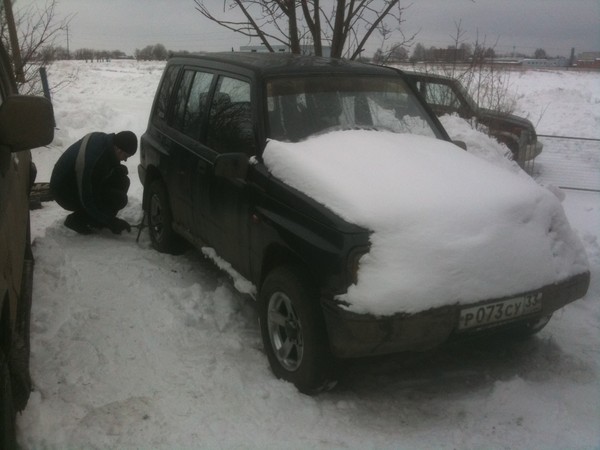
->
xmin=64 ymin=211 xmax=94 ymax=235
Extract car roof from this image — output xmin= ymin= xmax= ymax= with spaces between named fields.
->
xmin=168 ymin=52 xmax=401 ymax=78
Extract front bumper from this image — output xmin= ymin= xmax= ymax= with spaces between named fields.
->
xmin=322 ymin=271 xmax=590 ymax=359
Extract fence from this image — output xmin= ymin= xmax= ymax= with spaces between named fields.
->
xmin=530 ymin=135 xmax=600 ymax=192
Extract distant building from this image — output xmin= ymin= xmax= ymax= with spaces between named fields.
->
xmin=429 ymin=47 xmax=468 ymax=62
xmin=576 ymin=52 xmax=600 ymax=68
xmin=240 ymin=45 xmax=289 ymax=53
xmin=240 ymin=44 xmax=331 ymax=57
xmin=490 ymin=57 xmax=522 ymax=65
xmin=520 ymin=58 xmax=569 ymax=67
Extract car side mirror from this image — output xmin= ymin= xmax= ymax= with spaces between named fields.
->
xmin=214 ymin=152 xmax=249 ymax=179
xmin=453 ymin=140 xmax=467 ymax=150
xmin=0 ymin=95 xmax=54 ymax=152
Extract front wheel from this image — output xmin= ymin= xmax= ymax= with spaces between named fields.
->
xmin=0 ymin=349 xmax=17 ymax=450
xmin=259 ymin=266 xmax=337 ymax=394
xmin=146 ymin=180 xmax=185 ymax=254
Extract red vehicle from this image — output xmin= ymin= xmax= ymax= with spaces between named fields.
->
xmin=406 ymin=71 xmax=543 ymax=165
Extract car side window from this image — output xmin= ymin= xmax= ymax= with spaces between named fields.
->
xmin=171 ymin=70 xmax=214 ymax=140
xmin=154 ymin=65 xmax=179 ymax=123
xmin=206 ymin=76 xmax=254 ymax=155
xmin=424 ymin=82 xmax=460 ymax=110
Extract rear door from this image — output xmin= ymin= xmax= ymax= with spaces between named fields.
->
xmin=167 ymin=68 xmax=216 ymax=236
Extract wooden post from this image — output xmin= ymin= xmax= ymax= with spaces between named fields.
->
xmin=39 ymin=67 xmax=51 ymax=100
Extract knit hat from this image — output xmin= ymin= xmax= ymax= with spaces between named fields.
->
xmin=114 ymin=131 xmax=138 ymax=155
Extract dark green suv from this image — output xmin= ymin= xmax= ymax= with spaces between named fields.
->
xmin=0 ymin=41 xmax=54 ymax=447
xmin=139 ymin=53 xmax=589 ymax=394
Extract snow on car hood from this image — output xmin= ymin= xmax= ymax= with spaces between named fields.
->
xmin=263 ymin=130 xmax=589 ymax=316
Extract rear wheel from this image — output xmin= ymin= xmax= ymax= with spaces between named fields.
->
xmin=0 ymin=349 xmax=16 ymax=450
xmin=259 ymin=266 xmax=337 ymax=394
xmin=146 ymin=180 xmax=185 ymax=254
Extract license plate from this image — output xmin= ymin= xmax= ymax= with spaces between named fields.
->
xmin=458 ymin=292 xmax=543 ymax=331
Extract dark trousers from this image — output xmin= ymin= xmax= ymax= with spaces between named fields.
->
xmin=51 ymin=166 xmax=130 ymax=224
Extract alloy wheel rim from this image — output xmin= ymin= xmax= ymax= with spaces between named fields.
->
xmin=267 ymin=292 xmax=304 ymax=371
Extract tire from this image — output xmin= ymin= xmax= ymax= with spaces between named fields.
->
xmin=146 ymin=180 xmax=185 ymax=254
xmin=259 ymin=266 xmax=337 ymax=394
xmin=0 ymin=349 xmax=17 ymax=450
xmin=10 ymin=333 xmax=31 ymax=412
xmin=13 ymin=245 xmax=33 ymax=412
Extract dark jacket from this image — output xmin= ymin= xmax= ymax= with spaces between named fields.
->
xmin=50 ymin=132 xmax=124 ymax=225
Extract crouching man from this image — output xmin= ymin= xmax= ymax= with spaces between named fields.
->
xmin=50 ymin=130 xmax=137 ymax=235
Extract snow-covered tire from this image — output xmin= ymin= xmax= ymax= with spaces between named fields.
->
xmin=146 ymin=180 xmax=185 ymax=254
xmin=259 ymin=266 xmax=337 ymax=394
xmin=0 ymin=349 xmax=17 ymax=450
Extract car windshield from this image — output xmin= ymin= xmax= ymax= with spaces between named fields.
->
xmin=266 ymin=75 xmax=443 ymax=142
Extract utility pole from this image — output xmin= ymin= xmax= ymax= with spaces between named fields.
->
xmin=66 ymin=24 xmax=70 ymax=59
xmin=2 ymin=0 xmax=25 ymax=82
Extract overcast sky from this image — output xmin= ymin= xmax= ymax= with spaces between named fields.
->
xmin=16 ymin=0 xmax=600 ymax=58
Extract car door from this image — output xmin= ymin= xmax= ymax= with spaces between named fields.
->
xmin=165 ymin=68 xmax=216 ymax=236
xmin=192 ymin=74 xmax=256 ymax=275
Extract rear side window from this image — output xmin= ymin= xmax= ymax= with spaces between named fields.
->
xmin=154 ymin=65 xmax=179 ymax=122
xmin=206 ymin=76 xmax=254 ymax=154
xmin=172 ymin=70 xmax=214 ymax=140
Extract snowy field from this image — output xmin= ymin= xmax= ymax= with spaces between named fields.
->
xmin=17 ymin=60 xmax=600 ymax=449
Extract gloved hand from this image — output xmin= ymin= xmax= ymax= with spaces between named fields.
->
xmin=116 ymin=164 xmax=129 ymax=176
xmin=109 ymin=217 xmax=131 ymax=234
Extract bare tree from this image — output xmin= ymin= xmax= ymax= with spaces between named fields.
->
xmin=1 ymin=0 xmax=72 ymax=93
xmin=194 ymin=0 xmax=409 ymax=59
xmin=534 ymin=48 xmax=547 ymax=59
xmin=135 ymin=43 xmax=169 ymax=61
xmin=409 ymin=21 xmax=516 ymax=122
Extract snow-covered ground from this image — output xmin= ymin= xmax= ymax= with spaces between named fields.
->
xmin=17 ymin=60 xmax=600 ymax=449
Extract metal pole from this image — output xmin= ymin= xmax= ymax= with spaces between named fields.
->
xmin=538 ymin=134 xmax=600 ymax=142
xmin=39 ymin=67 xmax=51 ymax=100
